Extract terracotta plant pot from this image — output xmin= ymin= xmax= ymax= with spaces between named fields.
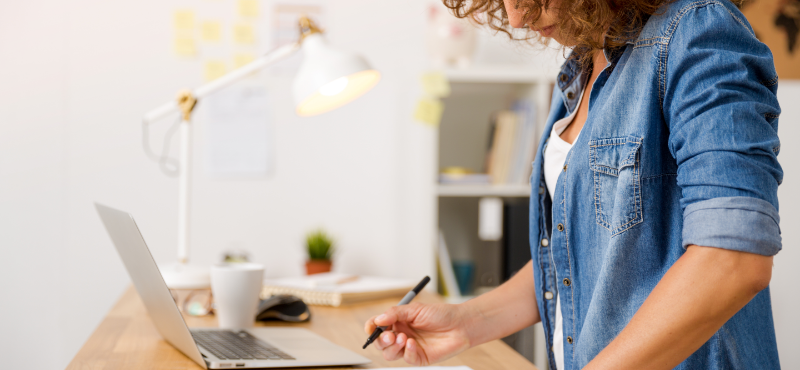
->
xmin=305 ymin=260 xmax=332 ymax=275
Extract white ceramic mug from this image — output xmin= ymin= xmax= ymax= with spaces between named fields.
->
xmin=211 ymin=263 xmax=264 ymax=329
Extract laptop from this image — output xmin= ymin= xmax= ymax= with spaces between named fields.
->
xmin=95 ymin=203 xmax=371 ymax=369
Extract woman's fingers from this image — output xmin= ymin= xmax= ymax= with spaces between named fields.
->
xmin=364 ymin=315 xmax=379 ymax=334
xmin=364 ymin=304 xmax=432 ymax=364
xmin=382 ymin=332 xmax=407 ymax=361
xmin=366 ymin=313 xmax=397 ymax=335
xmin=376 ymin=304 xmax=421 ymax=327
xmin=404 ymin=337 xmax=423 ymax=365
xmin=374 ymin=331 xmax=395 ymax=350
xmin=373 ymin=313 xmax=397 ymax=327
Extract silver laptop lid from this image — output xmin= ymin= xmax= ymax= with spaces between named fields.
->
xmin=95 ymin=203 xmax=206 ymax=368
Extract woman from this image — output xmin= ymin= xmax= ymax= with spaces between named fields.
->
xmin=365 ymin=0 xmax=783 ymax=368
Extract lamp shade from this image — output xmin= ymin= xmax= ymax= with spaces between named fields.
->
xmin=292 ymin=33 xmax=380 ymax=116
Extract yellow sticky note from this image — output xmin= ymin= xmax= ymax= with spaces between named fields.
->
xmin=421 ymin=72 xmax=451 ymax=98
xmin=174 ymin=37 xmax=197 ymax=57
xmin=174 ymin=10 xmax=195 ymax=31
xmin=234 ymin=53 xmax=256 ymax=68
xmin=413 ymin=98 xmax=444 ymax=126
xmin=233 ymin=23 xmax=255 ymax=45
xmin=200 ymin=21 xmax=221 ymax=42
xmin=204 ymin=60 xmax=227 ymax=81
xmin=238 ymin=0 xmax=259 ymax=17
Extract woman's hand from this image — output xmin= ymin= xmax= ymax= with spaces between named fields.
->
xmin=363 ymin=261 xmax=540 ymax=366
xmin=364 ymin=302 xmax=476 ymax=365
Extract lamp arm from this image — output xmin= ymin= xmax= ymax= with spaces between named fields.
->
xmin=142 ymin=41 xmax=301 ymax=124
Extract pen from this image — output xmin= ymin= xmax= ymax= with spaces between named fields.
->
xmin=363 ymin=275 xmax=431 ymax=349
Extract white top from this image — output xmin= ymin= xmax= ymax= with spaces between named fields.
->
xmin=543 ymin=90 xmax=585 ymax=370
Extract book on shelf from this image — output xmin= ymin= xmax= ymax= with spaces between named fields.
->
xmin=484 ymin=100 xmax=538 ymax=185
xmin=508 ymin=100 xmax=538 ymax=184
xmin=438 ymin=173 xmax=491 ymax=184
xmin=436 ymin=99 xmax=538 ymax=187
xmin=487 ymin=110 xmax=517 ymax=184
xmin=437 ymin=231 xmax=462 ymax=299
xmin=261 ymin=273 xmax=417 ymax=307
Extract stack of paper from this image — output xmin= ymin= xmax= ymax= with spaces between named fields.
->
xmin=261 ymin=274 xmax=417 ymax=307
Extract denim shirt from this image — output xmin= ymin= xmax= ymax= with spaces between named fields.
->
xmin=528 ymin=0 xmax=783 ymax=369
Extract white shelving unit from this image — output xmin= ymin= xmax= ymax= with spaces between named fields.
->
xmin=432 ymin=63 xmax=556 ymax=370
xmin=442 ymin=64 xmax=560 ymax=84
xmin=437 ymin=184 xmax=531 ymax=197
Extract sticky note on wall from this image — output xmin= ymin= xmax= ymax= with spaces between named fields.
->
xmin=421 ymin=72 xmax=451 ymax=98
xmin=238 ymin=0 xmax=259 ymax=17
xmin=174 ymin=10 xmax=195 ymax=31
xmin=174 ymin=37 xmax=197 ymax=57
xmin=413 ymin=98 xmax=444 ymax=126
xmin=205 ymin=60 xmax=227 ymax=81
xmin=233 ymin=23 xmax=255 ymax=44
xmin=201 ymin=21 xmax=221 ymax=42
xmin=234 ymin=53 xmax=256 ymax=68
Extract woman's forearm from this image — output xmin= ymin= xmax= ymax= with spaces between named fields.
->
xmin=461 ymin=260 xmax=541 ymax=347
xmin=584 ymin=245 xmax=773 ymax=370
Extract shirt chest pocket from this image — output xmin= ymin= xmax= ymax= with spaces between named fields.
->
xmin=589 ymin=137 xmax=643 ymax=236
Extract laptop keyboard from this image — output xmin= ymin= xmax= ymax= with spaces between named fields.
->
xmin=191 ymin=330 xmax=295 ymax=360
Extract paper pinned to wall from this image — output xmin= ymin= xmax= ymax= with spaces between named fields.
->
xmin=203 ymin=85 xmax=273 ymax=178
xmin=201 ymin=20 xmax=222 ymax=42
xmin=413 ymin=98 xmax=444 ymax=126
xmin=421 ymin=72 xmax=451 ymax=98
xmin=233 ymin=23 xmax=256 ymax=44
xmin=174 ymin=37 xmax=197 ymax=57
xmin=174 ymin=10 xmax=195 ymax=31
xmin=204 ymin=60 xmax=227 ymax=81
xmin=238 ymin=0 xmax=260 ymax=17
xmin=233 ymin=53 xmax=256 ymax=68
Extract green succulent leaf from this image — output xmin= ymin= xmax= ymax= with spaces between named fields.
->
xmin=306 ymin=229 xmax=334 ymax=261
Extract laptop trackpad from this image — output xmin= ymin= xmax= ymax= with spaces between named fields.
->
xmin=246 ymin=327 xmax=359 ymax=361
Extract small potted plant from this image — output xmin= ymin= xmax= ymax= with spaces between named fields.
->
xmin=305 ymin=229 xmax=335 ymax=275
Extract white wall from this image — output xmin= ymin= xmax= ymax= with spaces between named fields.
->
xmin=1 ymin=2 xmax=798 ymax=369
xmin=0 ymin=1 xmax=436 ymax=368
xmin=773 ymin=82 xmax=800 ymax=369
xmin=0 ymin=1 xmax=69 ymax=366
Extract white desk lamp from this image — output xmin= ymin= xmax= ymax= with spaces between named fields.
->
xmin=142 ymin=17 xmax=380 ymax=289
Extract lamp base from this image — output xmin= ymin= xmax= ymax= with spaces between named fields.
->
xmin=160 ymin=263 xmax=211 ymax=289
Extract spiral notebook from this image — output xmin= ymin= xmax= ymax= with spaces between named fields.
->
xmin=261 ymin=274 xmax=418 ymax=307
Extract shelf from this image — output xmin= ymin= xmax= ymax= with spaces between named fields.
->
xmin=441 ymin=65 xmax=559 ymax=84
xmin=437 ymin=184 xmax=531 ymax=197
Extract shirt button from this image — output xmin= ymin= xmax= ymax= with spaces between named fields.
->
xmin=567 ymin=336 xmax=573 ymax=344
xmin=544 ymin=291 xmax=554 ymax=300
xmin=541 ymin=238 xmax=549 ymax=247
xmin=563 ymin=278 xmax=571 ymax=287
xmin=562 ymin=164 xmax=567 ymax=172
xmin=539 ymin=186 xmax=545 ymax=195
xmin=557 ymin=223 xmax=564 ymax=232
xmin=560 ymin=74 xmax=568 ymax=82
xmin=567 ymin=91 xmax=575 ymax=100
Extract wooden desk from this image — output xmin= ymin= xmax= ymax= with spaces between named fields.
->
xmin=67 ymin=287 xmax=538 ymax=369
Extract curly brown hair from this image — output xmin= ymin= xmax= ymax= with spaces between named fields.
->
xmin=441 ymin=0 xmax=739 ymax=65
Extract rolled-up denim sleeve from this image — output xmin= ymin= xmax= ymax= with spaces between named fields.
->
xmin=663 ymin=2 xmax=783 ymax=255
xmin=683 ymin=197 xmax=781 ymax=255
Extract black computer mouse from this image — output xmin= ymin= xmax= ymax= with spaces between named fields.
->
xmin=256 ymin=295 xmax=311 ymax=322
